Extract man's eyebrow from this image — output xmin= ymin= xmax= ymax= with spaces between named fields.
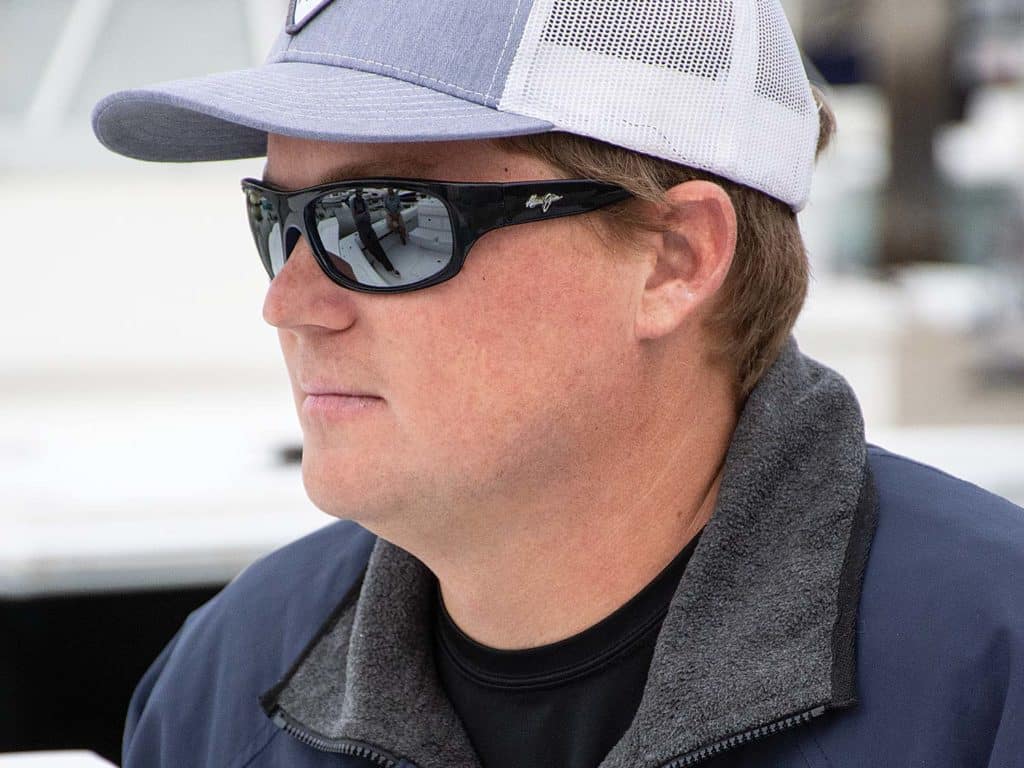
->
xmin=261 ymin=158 xmax=440 ymax=188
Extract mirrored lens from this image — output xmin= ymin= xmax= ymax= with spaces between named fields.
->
xmin=311 ymin=186 xmax=454 ymax=288
xmin=244 ymin=187 xmax=284 ymax=277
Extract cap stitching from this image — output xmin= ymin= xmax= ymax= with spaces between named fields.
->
xmin=485 ymin=0 xmax=525 ymax=102
xmin=184 ymin=91 xmax=482 ymax=119
xmin=195 ymin=78 xmax=483 ymax=105
xmin=192 ymin=76 xmax=471 ymax=101
xmin=285 ymin=48 xmax=487 ymax=99
xmin=156 ymin=88 xmax=483 ymax=120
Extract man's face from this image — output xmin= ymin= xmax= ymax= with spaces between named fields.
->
xmin=262 ymin=135 xmax=652 ymax=545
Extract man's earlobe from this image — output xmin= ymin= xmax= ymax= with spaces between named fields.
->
xmin=634 ymin=181 xmax=737 ymax=342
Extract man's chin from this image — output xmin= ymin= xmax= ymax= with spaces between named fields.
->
xmin=299 ymin=454 xmax=395 ymax=527
xmin=301 ymin=458 xmax=355 ymax=511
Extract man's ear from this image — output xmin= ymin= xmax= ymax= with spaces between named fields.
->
xmin=634 ymin=180 xmax=737 ymax=341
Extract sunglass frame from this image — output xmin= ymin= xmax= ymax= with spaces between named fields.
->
xmin=240 ymin=176 xmax=633 ymax=294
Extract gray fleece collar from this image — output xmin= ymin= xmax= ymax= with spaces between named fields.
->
xmin=263 ymin=336 xmax=877 ymax=768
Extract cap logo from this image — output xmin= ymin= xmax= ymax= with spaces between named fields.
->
xmin=287 ymin=0 xmax=334 ymax=34
xmin=526 ymin=193 xmax=563 ymax=213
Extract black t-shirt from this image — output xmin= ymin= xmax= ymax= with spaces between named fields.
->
xmin=432 ymin=531 xmax=702 ymax=768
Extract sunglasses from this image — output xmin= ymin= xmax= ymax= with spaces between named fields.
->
xmin=241 ymin=176 xmax=633 ymax=294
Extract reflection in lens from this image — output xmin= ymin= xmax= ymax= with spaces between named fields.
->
xmin=267 ymin=221 xmax=284 ymax=275
xmin=312 ymin=186 xmax=454 ymax=288
xmin=245 ymin=187 xmax=283 ymax=278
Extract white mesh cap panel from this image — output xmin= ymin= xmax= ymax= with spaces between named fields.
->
xmin=498 ymin=0 xmax=820 ymax=210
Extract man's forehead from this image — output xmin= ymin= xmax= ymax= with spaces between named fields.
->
xmin=262 ymin=134 xmax=491 ymax=187
xmin=261 ymin=155 xmax=442 ymax=189
xmin=260 ymin=135 xmax=541 ymax=189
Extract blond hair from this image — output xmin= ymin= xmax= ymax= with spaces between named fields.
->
xmin=495 ymin=86 xmax=837 ymax=402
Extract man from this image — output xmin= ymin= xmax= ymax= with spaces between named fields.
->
xmin=348 ymin=188 xmax=402 ymax=277
xmin=384 ymin=187 xmax=409 ymax=245
xmin=92 ymin=1 xmax=1023 ymax=767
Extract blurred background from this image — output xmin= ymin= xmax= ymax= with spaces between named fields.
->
xmin=1 ymin=0 xmax=1022 ymax=763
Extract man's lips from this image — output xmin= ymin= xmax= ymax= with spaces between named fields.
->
xmin=300 ymin=383 xmax=381 ymax=398
xmin=301 ymin=390 xmax=385 ymax=421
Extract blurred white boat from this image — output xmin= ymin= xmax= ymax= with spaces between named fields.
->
xmin=0 ymin=752 xmax=114 ymax=767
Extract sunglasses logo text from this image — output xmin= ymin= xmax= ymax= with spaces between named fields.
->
xmin=525 ymin=193 xmax=564 ymax=213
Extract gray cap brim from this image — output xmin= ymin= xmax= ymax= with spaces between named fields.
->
xmin=92 ymin=61 xmax=556 ymax=162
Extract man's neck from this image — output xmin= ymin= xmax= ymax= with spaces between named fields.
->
xmin=417 ymin=388 xmax=734 ymax=650
xmin=354 ymin=349 xmax=737 ymax=651
xmin=436 ymin=470 xmax=723 ymax=650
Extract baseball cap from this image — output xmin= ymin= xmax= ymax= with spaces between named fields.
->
xmin=91 ymin=0 xmax=820 ymax=211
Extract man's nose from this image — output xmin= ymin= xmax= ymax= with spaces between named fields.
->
xmin=261 ymin=228 xmax=355 ymax=330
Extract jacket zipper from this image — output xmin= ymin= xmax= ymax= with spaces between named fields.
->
xmin=658 ymin=705 xmax=828 ymax=767
xmin=270 ymin=702 xmax=827 ymax=768
xmin=268 ymin=706 xmax=404 ymax=768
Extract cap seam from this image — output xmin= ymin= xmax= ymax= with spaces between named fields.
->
xmin=484 ymin=0 xmax=525 ymax=102
xmin=285 ymin=48 xmax=488 ymax=99
xmin=156 ymin=88 xmax=482 ymax=120
xmin=190 ymin=76 xmax=482 ymax=104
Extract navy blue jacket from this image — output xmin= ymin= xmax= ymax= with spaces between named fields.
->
xmin=121 ymin=345 xmax=1024 ymax=768
xmin=121 ymin=449 xmax=1024 ymax=768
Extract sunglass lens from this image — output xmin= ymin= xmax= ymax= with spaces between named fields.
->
xmin=311 ymin=187 xmax=454 ymax=288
